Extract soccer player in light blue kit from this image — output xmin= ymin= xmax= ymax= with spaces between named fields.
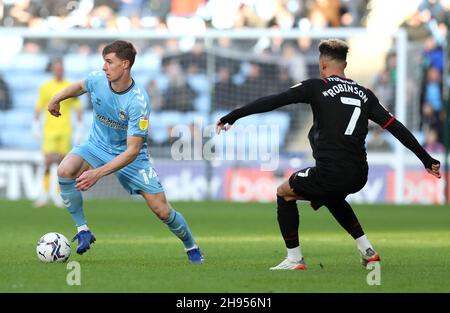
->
xmin=47 ymin=40 xmax=204 ymax=263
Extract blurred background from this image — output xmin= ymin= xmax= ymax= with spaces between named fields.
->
xmin=0 ymin=0 xmax=448 ymax=204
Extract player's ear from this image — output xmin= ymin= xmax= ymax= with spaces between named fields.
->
xmin=319 ymin=59 xmax=326 ymax=71
xmin=122 ymin=59 xmax=131 ymax=70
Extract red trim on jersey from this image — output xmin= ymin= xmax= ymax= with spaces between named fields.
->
xmin=322 ymin=78 xmax=328 ymax=84
xmin=382 ymin=116 xmax=396 ymax=129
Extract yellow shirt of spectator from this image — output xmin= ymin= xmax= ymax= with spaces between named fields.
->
xmin=36 ymin=79 xmax=81 ymax=136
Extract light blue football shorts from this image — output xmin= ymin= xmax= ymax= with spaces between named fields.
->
xmin=70 ymin=142 xmax=164 ymax=195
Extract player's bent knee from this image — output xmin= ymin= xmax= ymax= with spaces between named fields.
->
xmin=57 ymin=165 xmax=76 ymax=179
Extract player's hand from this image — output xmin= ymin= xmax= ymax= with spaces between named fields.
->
xmin=48 ymin=101 xmax=61 ymax=117
xmin=426 ymin=160 xmax=441 ymax=179
xmin=75 ymin=169 xmax=101 ymax=191
xmin=215 ymin=119 xmax=232 ymax=134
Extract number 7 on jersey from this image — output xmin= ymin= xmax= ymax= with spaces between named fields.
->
xmin=341 ymin=97 xmax=361 ymax=135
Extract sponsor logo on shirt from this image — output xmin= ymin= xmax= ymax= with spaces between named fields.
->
xmin=96 ymin=113 xmax=127 ymax=130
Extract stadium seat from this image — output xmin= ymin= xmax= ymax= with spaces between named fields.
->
xmin=2 ymin=109 xmax=34 ymax=129
xmin=184 ymin=111 xmax=210 ymax=124
xmin=64 ymin=54 xmax=91 ymax=75
xmin=261 ymin=112 xmax=290 ymax=142
xmin=132 ymin=52 xmax=161 ymax=75
xmin=87 ymin=55 xmax=103 ymax=72
xmin=187 ymin=73 xmax=208 ymax=94
xmin=153 ymin=73 xmax=169 ymax=92
xmin=149 ymin=111 xmax=184 ymax=144
xmin=132 ymin=72 xmax=152 ymax=87
xmin=0 ymin=128 xmax=39 ymax=149
xmin=5 ymin=72 xmax=51 ymax=91
xmin=193 ymin=94 xmax=210 ymax=113
xmin=12 ymin=90 xmax=37 ymax=109
xmin=13 ymin=53 xmax=48 ymax=73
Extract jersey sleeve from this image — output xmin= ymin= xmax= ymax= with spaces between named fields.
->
xmin=220 ymin=79 xmax=319 ymax=125
xmin=367 ymin=89 xmax=395 ymax=128
xmin=127 ymin=91 xmax=150 ymax=138
xmin=288 ymin=79 xmax=320 ymax=104
xmin=84 ymin=71 xmax=102 ymax=93
xmin=35 ymin=84 xmax=48 ymax=110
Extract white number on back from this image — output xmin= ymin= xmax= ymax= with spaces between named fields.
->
xmin=341 ymin=97 xmax=361 ymax=135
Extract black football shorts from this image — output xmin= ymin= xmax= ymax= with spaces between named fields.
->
xmin=288 ymin=166 xmax=366 ymax=206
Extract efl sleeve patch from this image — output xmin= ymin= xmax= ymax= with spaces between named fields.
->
xmin=139 ymin=117 xmax=148 ymax=130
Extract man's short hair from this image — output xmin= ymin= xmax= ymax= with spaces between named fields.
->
xmin=318 ymin=39 xmax=349 ymax=62
xmin=46 ymin=56 xmax=63 ymax=72
xmin=102 ymin=40 xmax=137 ymax=67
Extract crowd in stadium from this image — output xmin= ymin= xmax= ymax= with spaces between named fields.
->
xmin=0 ymin=0 xmax=368 ymax=30
xmin=0 ymin=0 xmax=448 ymax=155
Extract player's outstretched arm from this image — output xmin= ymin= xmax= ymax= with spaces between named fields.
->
xmin=385 ymin=119 xmax=441 ymax=178
xmin=216 ymin=89 xmax=300 ymax=134
xmin=48 ymin=81 xmax=87 ymax=117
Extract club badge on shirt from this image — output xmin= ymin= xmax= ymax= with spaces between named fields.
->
xmin=139 ymin=117 xmax=148 ymax=130
xmin=119 ymin=110 xmax=127 ymax=121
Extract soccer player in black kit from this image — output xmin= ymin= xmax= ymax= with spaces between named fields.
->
xmin=216 ymin=39 xmax=441 ymax=270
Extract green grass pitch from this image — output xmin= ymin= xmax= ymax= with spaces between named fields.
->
xmin=0 ymin=199 xmax=449 ymax=292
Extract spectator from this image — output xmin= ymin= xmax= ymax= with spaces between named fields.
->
xmin=400 ymin=10 xmax=432 ymax=42
xmin=423 ymin=128 xmax=445 ymax=153
xmin=371 ymin=69 xmax=394 ymax=111
xmin=238 ymin=62 xmax=268 ymax=104
xmin=309 ymin=0 xmax=342 ymax=27
xmin=161 ymin=61 xmax=196 ymax=112
xmin=281 ymin=43 xmax=308 ymax=82
xmin=423 ymin=37 xmax=444 ymax=73
xmin=367 ymin=126 xmax=392 ymax=152
xmin=146 ymin=79 xmax=163 ymax=112
xmin=421 ymin=103 xmax=442 ymax=135
xmin=270 ymin=66 xmax=295 ymax=93
xmin=213 ymin=66 xmax=238 ymax=111
xmin=423 ymin=66 xmax=443 ymax=113
xmin=4 ymin=0 xmax=40 ymax=27
xmin=0 ymin=74 xmax=11 ymax=111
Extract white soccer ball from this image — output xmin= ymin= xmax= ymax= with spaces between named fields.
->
xmin=36 ymin=232 xmax=71 ymax=263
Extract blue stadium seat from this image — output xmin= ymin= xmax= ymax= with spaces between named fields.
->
xmin=64 ymin=54 xmax=91 ymax=76
xmin=2 ymin=109 xmax=34 ymax=129
xmin=88 ymin=55 xmax=103 ymax=71
xmin=5 ymin=72 xmax=51 ymax=91
xmin=153 ymin=73 xmax=169 ymax=92
xmin=0 ymin=128 xmax=39 ymax=149
xmin=261 ymin=112 xmax=290 ymax=142
xmin=13 ymin=53 xmax=48 ymax=73
xmin=149 ymin=111 xmax=184 ymax=144
xmin=132 ymin=72 xmax=151 ymax=87
xmin=193 ymin=94 xmax=210 ymax=113
xmin=133 ymin=52 xmax=161 ymax=75
xmin=12 ymin=90 xmax=37 ymax=109
xmin=187 ymin=73 xmax=208 ymax=94
xmin=210 ymin=110 xmax=290 ymax=159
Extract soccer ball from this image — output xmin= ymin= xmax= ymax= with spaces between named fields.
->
xmin=36 ymin=232 xmax=71 ymax=263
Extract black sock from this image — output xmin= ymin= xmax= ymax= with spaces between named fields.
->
xmin=276 ymin=195 xmax=299 ymax=249
xmin=326 ymin=200 xmax=364 ymax=239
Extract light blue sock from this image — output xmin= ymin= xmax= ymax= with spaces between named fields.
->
xmin=59 ymin=177 xmax=87 ymax=227
xmin=164 ymin=209 xmax=196 ymax=250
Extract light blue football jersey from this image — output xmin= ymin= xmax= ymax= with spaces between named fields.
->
xmin=84 ymin=71 xmax=150 ymax=159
